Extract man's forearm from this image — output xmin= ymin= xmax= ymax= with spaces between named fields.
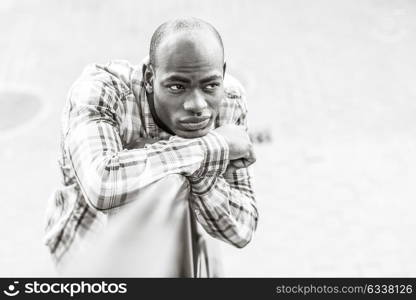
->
xmin=68 ymin=125 xmax=229 ymax=211
xmin=188 ymin=169 xmax=258 ymax=248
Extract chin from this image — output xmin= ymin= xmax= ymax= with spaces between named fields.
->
xmin=175 ymin=127 xmax=211 ymax=139
xmin=173 ymin=118 xmax=215 ymax=139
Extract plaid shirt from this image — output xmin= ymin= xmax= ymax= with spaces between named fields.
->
xmin=44 ymin=58 xmax=258 ymax=264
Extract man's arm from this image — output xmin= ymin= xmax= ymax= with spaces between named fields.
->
xmin=65 ymin=79 xmax=229 ymax=211
xmin=189 ymin=167 xmax=258 ymax=249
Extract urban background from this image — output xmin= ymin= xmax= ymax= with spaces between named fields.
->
xmin=0 ymin=0 xmax=415 ymax=276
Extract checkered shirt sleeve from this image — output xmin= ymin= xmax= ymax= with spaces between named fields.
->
xmin=66 ymin=79 xmax=229 ymax=212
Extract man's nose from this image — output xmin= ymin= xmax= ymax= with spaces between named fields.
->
xmin=183 ymin=90 xmax=208 ymax=114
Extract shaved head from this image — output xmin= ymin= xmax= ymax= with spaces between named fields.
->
xmin=149 ymin=17 xmax=224 ymax=68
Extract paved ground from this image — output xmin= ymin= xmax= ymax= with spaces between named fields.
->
xmin=1 ymin=0 xmax=416 ymax=276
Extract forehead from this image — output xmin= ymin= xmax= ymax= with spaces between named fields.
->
xmin=155 ymin=31 xmax=224 ymax=78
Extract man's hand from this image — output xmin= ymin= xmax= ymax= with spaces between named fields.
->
xmin=214 ymin=124 xmax=256 ymax=171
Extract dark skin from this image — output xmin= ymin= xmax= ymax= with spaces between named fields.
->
xmin=144 ymin=30 xmax=255 ymax=170
xmin=145 ymin=31 xmax=225 ymax=139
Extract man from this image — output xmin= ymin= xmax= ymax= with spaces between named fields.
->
xmin=44 ymin=17 xmax=258 ymax=276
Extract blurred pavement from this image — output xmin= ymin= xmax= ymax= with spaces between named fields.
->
xmin=1 ymin=0 xmax=416 ymax=276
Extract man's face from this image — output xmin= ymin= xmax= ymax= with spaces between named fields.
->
xmin=149 ymin=31 xmax=225 ymax=138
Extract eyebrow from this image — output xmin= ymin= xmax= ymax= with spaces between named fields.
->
xmin=200 ymin=75 xmax=223 ymax=84
xmin=163 ymin=75 xmax=191 ymax=83
xmin=163 ymin=74 xmax=222 ymax=84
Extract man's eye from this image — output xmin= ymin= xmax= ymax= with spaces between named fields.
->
xmin=204 ymin=83 xmax=220 ymax=91
xmin=168 ymin=84 xmax=184 ymax=91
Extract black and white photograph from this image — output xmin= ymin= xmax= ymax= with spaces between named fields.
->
xmin=1 ymin=0 xmax=415 ymax=286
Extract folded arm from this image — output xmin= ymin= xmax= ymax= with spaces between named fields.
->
xmin=189 ymin=167 xmax=258 ymax=248
xmin=65 ymin=80 xmax=229 ymax=211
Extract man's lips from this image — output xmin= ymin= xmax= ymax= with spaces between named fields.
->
xmin=179 ymin=116 xmax=211 ymax=131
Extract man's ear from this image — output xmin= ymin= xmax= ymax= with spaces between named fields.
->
xmin=143 ymin=64 xmax=154 ymax=94
xmin=223 ymin=62 xmax=227 ymax=77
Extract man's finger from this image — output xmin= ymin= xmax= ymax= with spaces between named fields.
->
xmin=230 ymin=159 xmax=246 ymax=169
xmin=245 ymin=147 xmax=256 ymax=165
xmin=229 ymin=157 xmax=255 ymax=170
xmin=242 ymin=145 xmax=256 ymax=166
